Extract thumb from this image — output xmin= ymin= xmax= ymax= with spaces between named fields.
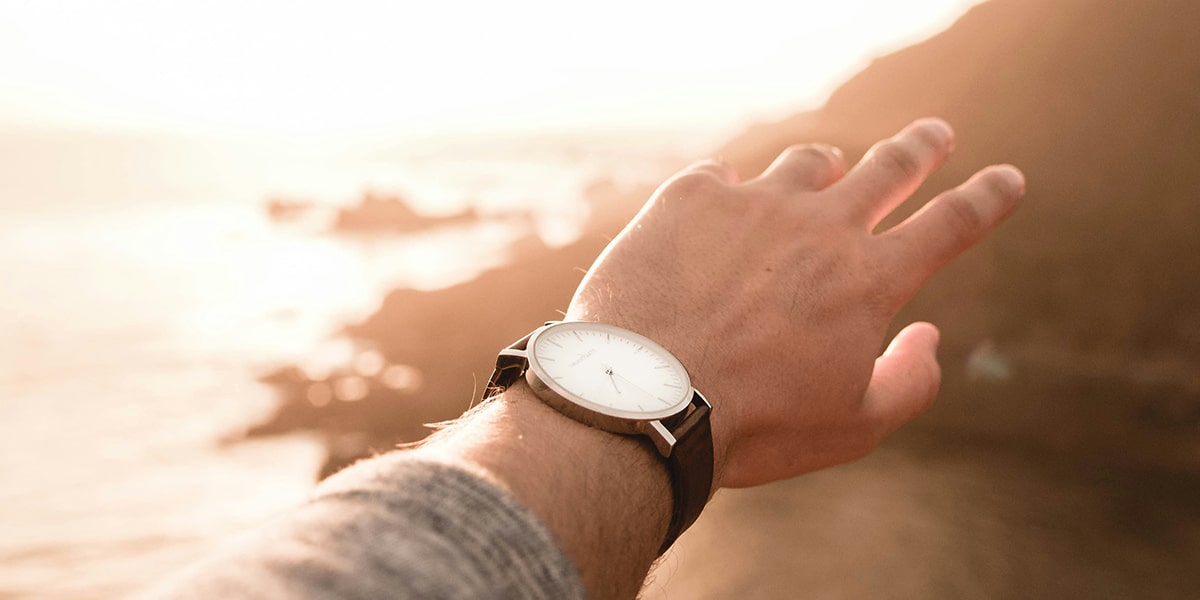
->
xmin=863 ymin=322 xmax=942 ymax=435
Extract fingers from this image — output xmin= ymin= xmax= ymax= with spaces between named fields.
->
xmin=862 ymin=322 xmax=941 ymax=435
xmin=755 ymin=143 xmax=846 ymax=191
xmin=830 ymin=118 xmax=955 ymax=228
xmin=879 ymin=164 xmax=1025 ymax=297
xmin=676 ymin=158 xmax=740 ymax=185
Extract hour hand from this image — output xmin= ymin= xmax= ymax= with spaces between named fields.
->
xmin=602 ymin=365 xmax=622 ymax=394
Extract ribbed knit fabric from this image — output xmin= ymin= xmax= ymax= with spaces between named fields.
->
xmin=145 ymin=456 xmax=586 ymax=600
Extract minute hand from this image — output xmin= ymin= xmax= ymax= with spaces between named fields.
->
xmin=610 ymin=371 xmax=668 ymax=405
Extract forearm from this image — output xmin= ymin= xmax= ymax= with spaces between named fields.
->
xmin=147 ymin=380 xmax=669 ymax=600
xmin=415 ymin=380 xmax=673 ymax=600
xmin=145 ymin=448 xmax=588 ymax=600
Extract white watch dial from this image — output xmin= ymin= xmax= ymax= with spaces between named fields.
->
xmin=528 ymin=322 xmax=692 ymax=419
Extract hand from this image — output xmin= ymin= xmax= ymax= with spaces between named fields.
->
xmin=566 ymin=118 xmax=1025 ymax=489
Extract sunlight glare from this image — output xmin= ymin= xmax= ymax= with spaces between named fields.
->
xmin=0 ymin=0 xmax=983 ymax=135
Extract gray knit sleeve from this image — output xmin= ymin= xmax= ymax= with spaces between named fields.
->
xmin=145 ymin=456 xmax=586 ymax=600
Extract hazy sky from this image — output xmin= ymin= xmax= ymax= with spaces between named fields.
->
xmin=0 ymin=0 xmax=983 ymax=136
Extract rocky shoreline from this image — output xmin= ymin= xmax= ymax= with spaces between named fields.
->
xmin=249 ymin=178 xmax=647 ymax=477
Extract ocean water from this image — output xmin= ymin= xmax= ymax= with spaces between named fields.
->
xmin=0 ymin=128 xmax=716 ymax=598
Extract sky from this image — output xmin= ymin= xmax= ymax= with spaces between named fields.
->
xmin=0 ymin=0 xmax=984 ymax=137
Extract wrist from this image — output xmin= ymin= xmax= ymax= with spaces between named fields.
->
xmin=563 ymin=307 xmax=734 ymax=490
xmin=415 ymin=379 xmax=672 ymax=600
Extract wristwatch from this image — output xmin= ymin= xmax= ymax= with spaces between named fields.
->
xmin=483 ymin=320 xmax=714 ymax=554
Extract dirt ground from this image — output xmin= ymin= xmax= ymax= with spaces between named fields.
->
xmin=651 ymin=429 xmax=1200 ymax=599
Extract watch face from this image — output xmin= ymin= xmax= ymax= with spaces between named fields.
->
xmin=526 ymin=321 xmax=692 ymax=420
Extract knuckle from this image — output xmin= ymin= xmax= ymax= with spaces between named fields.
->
xmin=691 ymin=158 xmax=729 ymax=174
xmin=941 ymin=193 xmax=986 ymax=236
xmin=872 ymin=140 xmax=923 ymax=179
xmin=665 ymin=170 xmax=722 ymax=196
xmin=784 ymin=143 xmax=835 ymax=166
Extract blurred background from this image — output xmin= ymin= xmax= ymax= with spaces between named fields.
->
xmin=2 ymin=0 xmax=1198 ymax=598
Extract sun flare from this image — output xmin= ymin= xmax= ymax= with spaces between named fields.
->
xmin=0 ymin=0 xmax=982 ymax=135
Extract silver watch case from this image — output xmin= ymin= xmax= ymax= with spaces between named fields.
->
xmin=504 ymin=321 xmax=704 ymax=458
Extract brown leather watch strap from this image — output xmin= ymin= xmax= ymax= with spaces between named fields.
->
xmin=659 ymin=390 xmax=713 ymax=554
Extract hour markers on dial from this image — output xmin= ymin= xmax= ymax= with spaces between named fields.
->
xmin=528 ymin=322 xmax=691 ymax=418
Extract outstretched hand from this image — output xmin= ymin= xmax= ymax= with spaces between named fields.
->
xmin=566 ymin=118 xmax=1025 ymax=489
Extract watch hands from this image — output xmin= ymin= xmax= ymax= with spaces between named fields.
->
xmin=600 ymin=363 xmax=670 ymax=405
xmin=610 ymin=370 xmax=658 ymax=402
xmin=603 ymin=366 xmax=622 ymax=394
